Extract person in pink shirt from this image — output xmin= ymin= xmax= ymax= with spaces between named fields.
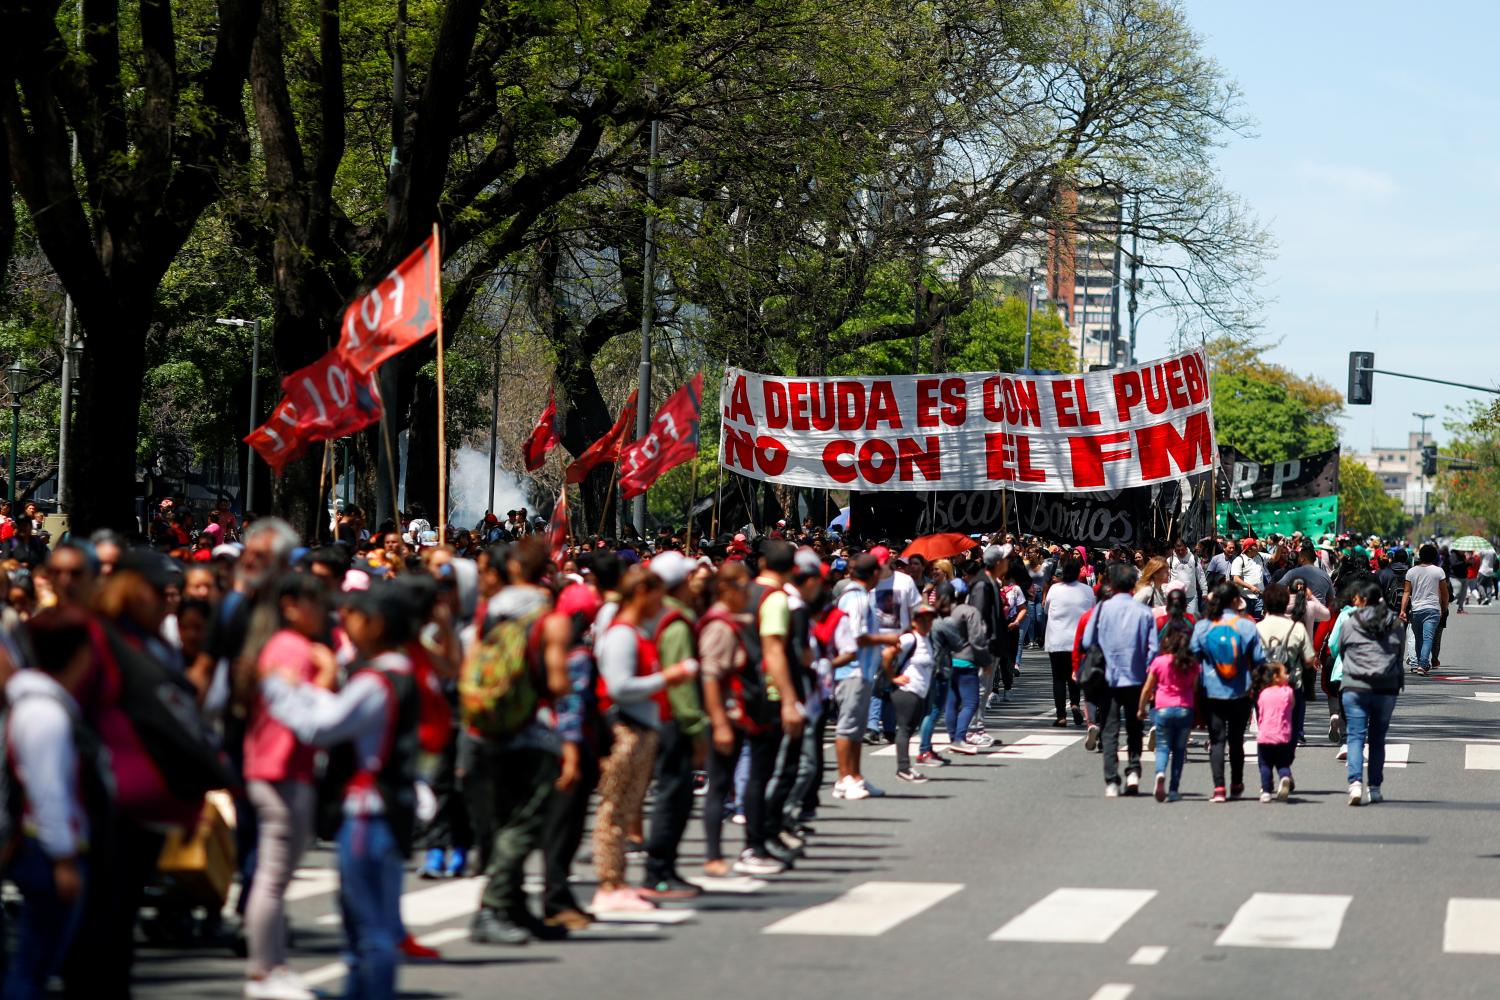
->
xmin=1137 ymin=628 xmax=1198 ymax=802
xmin=1256 ymin=662 xmax=1297 ymax=802
xmin=237 ymin=573 xmax=338 ymax=1000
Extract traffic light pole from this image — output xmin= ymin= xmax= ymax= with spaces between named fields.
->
xmin=1359 ymin=362 xmax=1500 ymax=396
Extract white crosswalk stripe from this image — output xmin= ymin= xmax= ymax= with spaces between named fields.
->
xmin=762 ymin=881 xmax=963 ymax=936
xmin=989 ymin=888 xmax=1156 ymax=944
xmin=871 ymin=730 xmax=1081 ymax=758
xmin=1465 ymin=744 xmax=1500 ymax=769
xmin=1444 ymin=899 xmax=1500 ymax=953
xmin=316 ymin=877 xmax=483 ymax=927
xmin=1214 ymin=892 xmax=1351 ymax=950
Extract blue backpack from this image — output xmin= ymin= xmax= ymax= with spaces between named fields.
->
xmin=1200 ymin=614 xmax=1248 ymax=682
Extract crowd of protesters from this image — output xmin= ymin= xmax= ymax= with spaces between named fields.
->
xmin=0 ymin=488 xmax=1488 ymax=999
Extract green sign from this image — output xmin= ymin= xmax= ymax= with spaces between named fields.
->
xmin=1216 ymin=495 xmax=1339 ymax=537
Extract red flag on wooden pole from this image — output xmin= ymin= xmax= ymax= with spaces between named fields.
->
xmin=619 ymin=373 xmax=703 ymax=500
xmin=523 ymin=391 xmax=560 ymax=471
xmin=548 ymin=485 xmax=570 ymax=568
xmin=335 ymin=234 xmax=442 ymax=375
xmin=564 ymin=390 xmax=638 ymax=485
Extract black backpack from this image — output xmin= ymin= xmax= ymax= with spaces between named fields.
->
xmin=1385 ymin=565 xmax=1409 ymax=616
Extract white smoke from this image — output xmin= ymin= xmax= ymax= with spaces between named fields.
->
xmin=448 ymin=444 xmax=534 ymax=530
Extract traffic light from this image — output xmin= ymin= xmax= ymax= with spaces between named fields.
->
xmin=1421 ymin=444 xmax=1437 ymax=477
xmin=1348 ymin=351 xmax=1374 ymax=405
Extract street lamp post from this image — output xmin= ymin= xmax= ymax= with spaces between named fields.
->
xmin=216 ymin=317 xmax=262 ymax=513
xmin=6 ymin=361 xmax=24 ymax=508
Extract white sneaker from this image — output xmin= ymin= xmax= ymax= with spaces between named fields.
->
xmin=1348 ymin=780 xmax=1364 ymax=806
xmin=1368 ymin=785 xmax=1384 ymax=804
xmin=1125 ymin=772 xmax=1140 ymax=795
xmin=946 ymin=741 xmax=979 ymax=755
xmin=1335 ymin=746 xmax=1348 ymax=761
xmin=1259 ymin=792 xmax=1273 ymax=803
xmin=246 ymin=970 xmax=317 ymax=1000
xmin=842 ymin=779 xmax=871 ymax=801
xmin=832 ymin=776 xmax=849 ymax=799
xmin=1276 ymin=776 xmax=1291 ymax=801
xmin=1084 ymin=725 xmax=1100 ymax=752
xmin=732 ymin=852 xmax=786 ymax=877
xmin=1104 ymin=783 xmax=1120 ymax=798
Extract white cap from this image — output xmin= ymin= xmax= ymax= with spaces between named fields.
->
xmin=648 ymin=550 xmax=692 ymax=589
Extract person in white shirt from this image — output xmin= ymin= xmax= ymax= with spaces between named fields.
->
xmin=1231 ymin=538 xmax=1269 ymax=619
xmin=1167 ymin=538 xmax=1208 ymax=616
xmin=1400 ymin=543 xmax=1449 ymax=676
xmin=1042 ymin=558 xmax=1095 ymax=726
xmin=883 ymin=601 xmax=939 ymax=783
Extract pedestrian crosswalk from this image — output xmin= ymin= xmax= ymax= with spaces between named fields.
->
xmin=989 ymin=888 xmax=1157 ymax=944
xmin=1214 ymin=892 xmax=1351 ymax=950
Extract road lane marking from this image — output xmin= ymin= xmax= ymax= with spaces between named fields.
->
xmin=317 ymin=877 xmax=483 ymax=927
xmin=1466 ymin=745 xmax=1500 ymax=770
xmin=1128 ymin=945 xmax=1167 ymax=965
xmin=762 ymin=880 xmax=963 ymax=936
xmin=301 ymin=927 xmax=468 ymax=987
xmin=1444 ymin=899 xmax=1500 ymax=953
xmin=989 ymin=888 xmax=1156 ymax=943
xmin=284 ymin=868 xmax=339 ymax=901
xmin=1215 ymin=893 xmax=1351 ymax=949
xmin=1088 ymin=984 xmax=1134 ymax=1000
xmin=685 ymin=875 xmax=768 ymax=893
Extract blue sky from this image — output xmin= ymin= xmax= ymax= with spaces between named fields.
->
xmin=1133 ymin=1 xmax=1500 ymax=450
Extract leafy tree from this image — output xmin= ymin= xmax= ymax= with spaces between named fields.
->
xmin=1339 ymin=456 xmax=1405 ymax=540
xmin=1437 ymin=400 xmax=1500 ymax=534
xmin=1209 ymin=336 xmax=1341 ymax=464
xmin=3 ymin=0 xmax=261 ymax=530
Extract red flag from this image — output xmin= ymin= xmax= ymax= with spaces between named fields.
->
xmin=619 ymin=373 xmax=703 ymax=500
xmin=335 ymin=235 xmax=441 ymax=375
xmin=548 ymin=486 xmax=570 ymax=568
xmin=522 ymin=391 xmax=560 ymax=471
xmin=564 ymin=390 xmax=638 ymax=484
xmin=245 ymin=351 xmax=383 ymax=474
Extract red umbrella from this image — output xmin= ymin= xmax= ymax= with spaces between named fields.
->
xmin=901 ymin=533 xmax=980 ymax=562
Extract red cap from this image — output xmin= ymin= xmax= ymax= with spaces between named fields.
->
xmin=870 ymin=544 xmax=892 ymax=567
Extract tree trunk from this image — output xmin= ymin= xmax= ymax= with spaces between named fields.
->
xmin=553 ymin=344 xmax=617 ymax=529
xmin=405 ymin=371 xmax=440 ymax=525
xmin=68 ymin=312 xmax=151 ymax=533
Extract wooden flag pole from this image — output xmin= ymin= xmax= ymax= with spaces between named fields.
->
xmin=317 ymin=440 xmax=333 ymax=543
xmin=685 ymin=454 xmax=699 ymax=554
xmin=432 ymin=221 xmax=448 ymax=546
xmin=597 ymin=462 xmax=621 ymax=538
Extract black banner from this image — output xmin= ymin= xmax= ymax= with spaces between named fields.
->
xmin=850 ymin=475 xmax=1213 ymax=550
xmin=1216 ymin=446 xmax=1340 ymax=502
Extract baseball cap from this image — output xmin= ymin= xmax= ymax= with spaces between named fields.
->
xmin=793 ymin=546 xmax=824 ymax=579
xmin=982 ymin=545 xmax=1005 ymax=567
xmin=869 ymin=544 xmax=892 ymax=567
xmin=648 ymin=550 xmax=692 ymax=589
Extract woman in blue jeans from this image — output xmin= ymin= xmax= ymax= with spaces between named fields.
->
xmin=928 ymin=585 xmax=988 ymax=755
xmin=1330 ymin=579 xmax=1404 ymax=806
xmin=1136 ymin=627 xmax=1198 ymax=801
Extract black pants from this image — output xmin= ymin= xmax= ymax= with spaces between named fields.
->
xmin=541 ymin=751 xmax=598 ymax=916
xmin=645 ymin=721 xmax=697 ymax=882
xmin=1100 ymin=685 xmax=1144 ymax=785
xmin=763 ymin=721 xmax=804 ymax=842
xmin=704 ymin=726 xmax=779 ymax=861
xmin=417 ymin=730 xmax=473 ymax=852
xmin=1207 ymin=697 xmax=1252 ymax=790
xmin=64 ymin=820 xmax=162 ymax=1000
xmin=891 ymin=688 xmax=927 ymax=772
xmin=459 ymin=737 xmax=558 ymax=916
xmin=791 ymin=701 xmax=832 ymax=821
xmin=1049 ymin=651 xmax=1081 ymax=718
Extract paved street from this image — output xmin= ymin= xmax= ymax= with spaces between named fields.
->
xmin=139 ymin=606 xmax=1500 ymax=1000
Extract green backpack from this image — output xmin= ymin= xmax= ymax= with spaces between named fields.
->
xmin=459 ymin=604 xmax=548 ymax=740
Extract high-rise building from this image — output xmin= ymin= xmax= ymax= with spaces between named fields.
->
xmin=1046 ymin=188 xmax=1126 ymax=369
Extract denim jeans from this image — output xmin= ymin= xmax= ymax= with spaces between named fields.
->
xmin=4 ymin=838 xmax=86 ymax=1000
xmin=1342 ymin=689 xmax=1398 ymax=787
xmin=1151 ymin=706 xmax=1193 ymax=793
xmin=337 ymin=816 xmax=404 ymax=1000
xmin=1410 ymin=608 xmax=1441 ymax=669
xmin=946 ymin=669 xmax=981 ymax=742
xmin=919 ymin=672 xmax=950 ymax=753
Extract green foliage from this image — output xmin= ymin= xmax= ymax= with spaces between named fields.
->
xmin=1208 ymin=336 xmax=1343 ymax=464
xmin=1339 ymin=457 xmax=1406 ymax=540
xmin=1438 ymin=400 xmax=1500 ymax=535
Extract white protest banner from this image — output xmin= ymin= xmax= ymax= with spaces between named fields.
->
xmin=717 ymin=348 xmax=1215 ymax=493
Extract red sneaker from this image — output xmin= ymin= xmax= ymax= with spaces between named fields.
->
xmin=401 ymin=934 xmax=442 ymax=961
